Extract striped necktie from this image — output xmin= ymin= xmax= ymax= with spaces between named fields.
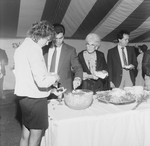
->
xmin=121 ymin=47 xmax=128 ymax=65
xmin=50 ymin=47 xmax=57 ymax=72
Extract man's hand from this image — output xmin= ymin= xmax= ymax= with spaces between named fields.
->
xmin=73 ymin=77 xmax=81 ymax=90
xmin=124 ymin=64 xmax=134 ymax=70
xmin=128 ymin=64 xmax=135 ymax=70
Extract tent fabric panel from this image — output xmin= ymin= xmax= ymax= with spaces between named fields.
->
xmin=72 ymin=0 xmax=119 ymax=39
xmin=0 ymin=0 xmax=20 ymax=37
xmin=17 ymin=0 xmax=46 ymax=37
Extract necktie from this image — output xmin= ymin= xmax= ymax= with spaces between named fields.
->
xmin=121 ymin=47 xmax=128 ymax=65
xmin=50 ymin=48 xmax=57 ymax=72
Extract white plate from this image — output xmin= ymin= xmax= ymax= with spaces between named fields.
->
xmin=94 ymin=71 xmax=108 ymax=79
xmin=52 ymin=87 xmax=67 ymax=96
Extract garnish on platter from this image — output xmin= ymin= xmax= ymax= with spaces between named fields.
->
xmin=132 ymin=90 xmax=150 ymax=110
xmin=96 ymin=88 xmax=136 ymax=105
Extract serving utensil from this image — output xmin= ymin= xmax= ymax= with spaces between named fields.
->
xmin=132 ymin=91 xmax=150 ymax=110
xmin=132 ymin=101 xmax=143 ymax=110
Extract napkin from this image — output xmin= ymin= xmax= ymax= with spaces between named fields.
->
xmin=94 ymin=71 xmax=108 ymax=79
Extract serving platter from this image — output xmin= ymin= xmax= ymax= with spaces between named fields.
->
xmin=97 ymin=98 xmax=109 ymax=104
xmin=96 ymin=90 xmax=136 ymax=105
xmin=109 ymin=99 xmax=135 ymax=105
xmin=97 ymin=97 xmax=135 ymax=105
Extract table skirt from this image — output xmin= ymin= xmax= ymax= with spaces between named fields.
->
xmin=41 ymin=109 xmax=150 ymax=146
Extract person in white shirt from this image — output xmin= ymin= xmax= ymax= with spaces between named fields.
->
xmin=14 ymin=20 xmax=59 ymax=146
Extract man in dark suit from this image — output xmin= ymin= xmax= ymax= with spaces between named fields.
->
xmin=0 ymin=48 xmax=8 ymax=98
xmin=107 ymin=30 xmax=137 ymax=89
xmin=142 ymin=49 xmax=150 ymax=90
xmin=43 ymin=23 xmax=83 ymax=92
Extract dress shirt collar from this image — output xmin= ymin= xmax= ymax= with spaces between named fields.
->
xmin=52 ymin=44 xmax=62 ymax=50
xmin=118 ymin=45 xmax=127 ymax=50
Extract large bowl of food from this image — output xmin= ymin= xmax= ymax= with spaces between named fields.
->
xmin=64 ymin=89 xmax=94 ymax=110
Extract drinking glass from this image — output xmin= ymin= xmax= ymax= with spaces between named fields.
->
xmin=58 ymin=94 xmax=63 ymax=105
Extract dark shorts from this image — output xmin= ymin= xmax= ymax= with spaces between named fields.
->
xmin=19 ymin=96 xmax=48 ymax=130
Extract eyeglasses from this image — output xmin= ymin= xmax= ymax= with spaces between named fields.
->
xmin=86 ymin=43 xmax=97 ymax=48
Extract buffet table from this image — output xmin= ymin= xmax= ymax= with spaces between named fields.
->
xmin=41 ymin=97 xmax=150 ymax=146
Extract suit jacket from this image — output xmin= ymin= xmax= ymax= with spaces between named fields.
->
xmin=0 ymin=49 xmax=8 ymax=76
xmin=107 ymin=46 xmax=137 ymax=87
xmin=78 ymin=50 xmax=109 ymax=93
xmin=43 ymin=42 xmax=83 ymax=92
xmin=142 ymin=49 xmax=150 ymax=77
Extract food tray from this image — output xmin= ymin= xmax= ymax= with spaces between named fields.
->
xmin=96 ymin=91 xmax=136 ymax=105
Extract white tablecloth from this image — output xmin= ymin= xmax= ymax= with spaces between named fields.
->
xmin=41 ymin=97 xmax=150 ymax=146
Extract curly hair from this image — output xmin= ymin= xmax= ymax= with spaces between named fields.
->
xmin=85 ymin=33 xmax=101 ymax=47
xmin=27 ymin=20 xmax=55 ymax=42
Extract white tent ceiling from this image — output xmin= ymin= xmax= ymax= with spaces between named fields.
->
xmin=1 ymin=0 xmax=150 ymax=43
